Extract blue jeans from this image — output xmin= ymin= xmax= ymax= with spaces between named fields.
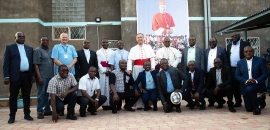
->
xmin=141 ymin=89 xmax=158 ymax=107
xmin=36 ymin=78 xmax=51 ymax=114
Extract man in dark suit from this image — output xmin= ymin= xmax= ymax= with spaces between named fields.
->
xmin=205 ymin=38 xmax=228 ymax=106
xmin=183 ymin=61 xmax=206 ymax=110
xmin=3 ymin=32 xmax=35 ymax=124
xmin=157 ymin=58 xmax=188 ymax=113
xmin=235 ymin=46 xmax=268 ymax=115
xmin=226 ymin=32 xmax=250 ymax=107
xmin=181 ymin=35 xmax=204 ymax=74
xmin=206 ymin=58 xmax=236 ymax=112
xmin=75 ymin=39 xmax=99 ymax=80
xmin=134 ymin=61 xmax=159 ymax=111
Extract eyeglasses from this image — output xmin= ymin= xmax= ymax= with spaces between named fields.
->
xmin=18 ymin=36 xmax=25 ymax=38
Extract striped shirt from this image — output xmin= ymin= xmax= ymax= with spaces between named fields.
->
xmin=47 ymin=73 xmax=77 ymax=100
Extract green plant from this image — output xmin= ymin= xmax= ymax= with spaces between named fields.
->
xmin=17 ymin=92 xmax=22 ymax=99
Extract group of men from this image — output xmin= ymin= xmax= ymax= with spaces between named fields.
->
xmin=3 ymin=32 xmax=268 ymax=124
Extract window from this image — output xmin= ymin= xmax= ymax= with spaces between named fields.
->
xmin=108 ymin=40 xmax=118 ymax=50
xmin=52 ymin=26 xmax=86 ymax=40
xmin=52 ymin=0 xmax=85 ymax=22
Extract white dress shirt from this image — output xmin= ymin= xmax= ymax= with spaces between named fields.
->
xmin=83 ymin=49 xmax=90 ymax=63
xmin=77 ymin=74 xmax=100 ymax=97
xmin=216 ymin=69 xmax=223 ymax=85
xmin=187 ymin=46 xmax=196 ymax=65
xmin=230 ymin=40 xmax=240 ymax=67
xmin=246 ymin=57 xmax=253 ymax=79
xmin=207 ymin=46 xmax=217 ymax=72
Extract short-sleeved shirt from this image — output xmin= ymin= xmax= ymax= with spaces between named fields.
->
xmin=51 ymin=43 xmax=78 ymax=75
xmin=77 ymin=74 xmax=100 ymax=97
xmin=108 ymin=49 xmax=129 ymax=69
xmin=33 ymin=46 xmax=54 ymax=78
xmin=47 ymin=73 xmax=78 ymax=100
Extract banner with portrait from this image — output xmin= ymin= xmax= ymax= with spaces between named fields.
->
xmin=137 ymin=0 xmax=189 ymax=52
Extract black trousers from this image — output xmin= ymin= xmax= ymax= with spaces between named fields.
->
xmin=50 ymin=92 xmax=77 ymax=116
xmin=109 ymin=89 xmax=139 ymax=111
xmin=165 ymin=93 xmax=180 ymax=111
xmin=9 ymin=72 xmax=32 ymax=117
xmin=231 ymin=67 xmax=242 ymax=104
xmin=207 ymin=85 xmax=234 ymax=106
xmin=77 ymin=95 xmax=107 ymax=114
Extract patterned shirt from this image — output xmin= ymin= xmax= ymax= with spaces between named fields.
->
xmin=47 ymin=73 xmax=77 ymax=100
xmin=110 ymin=69 xmax=130 ymax=93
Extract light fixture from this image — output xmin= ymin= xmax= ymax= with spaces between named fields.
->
xmin=95 ymin=17 xmax=101 ymax=22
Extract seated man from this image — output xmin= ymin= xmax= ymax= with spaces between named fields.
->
xmin=156 ymin=58 xmax=188 ymax=113
xmin=235 ymin=46 xmax=268 ymax=115
xmin=134 ymin=61 xmax=159 ymax=111
xmin=77 ymin=66 xmax=107 ymax=117
xmin=47 ymin=64 xmax=78 ymax=122
xmin=183 ymin=61 xmax=206 ymax=110
xmin=206 ymin=58 xmax=236 ymax=112
xmin=109 ymin=59 xmax=140 ymax=114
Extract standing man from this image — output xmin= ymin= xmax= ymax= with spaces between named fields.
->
xmin=33 ymin=36 xmax=54 ymax=119
xmin=51 ymin=33 xmax=78 ymax=75
xmin=206 ymin=58 xmax=236 ymax=112
xmin=181 ymin=35 xmax=204 ymax=73
xmin=109 ymin=60 xmax=140 ymax=114
xmin=96 ymin=38 xmax=114 ymax=110
xmin=152 ymin=1 xmax=175 ymax=35
xmin=47 ymin=64 xmax=78 ymax=122
xmin=3 ymin=32 xmax=35 ymax=124
xmin=235 ymin=46 xmax=268 ymax=115
xmin=127 ymin=33 xmax=156 ymax=109
xmin=109 ymin=40 xmax=129 ymax=70
xmin=205 ymin=38 xmax=228 ymax=76
xmin=226 ymin=32 xmax=250 ymax=107
xmin=156 ymin=58 xmax=188 ymax=113
xmin=156 ymin=36 xmax=181 ymax=68
xmin=77 ymin=67 xmax=107 ymax=117
xmin=75 ymin=39 xmax=99 ymax=80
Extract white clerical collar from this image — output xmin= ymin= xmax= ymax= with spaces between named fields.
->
xmin=189 ymin=70 xmax=195 ymax=73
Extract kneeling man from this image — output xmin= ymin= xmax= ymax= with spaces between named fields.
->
xmin=109 ymin=60 xmax=140 ymax=114
xmin=235 ymin=46 xmax=268 ymax=115
xmin=77 ymin=66 xmax=107 ymax=117
xmin=47 ymin=64 xmax=78 ymax=122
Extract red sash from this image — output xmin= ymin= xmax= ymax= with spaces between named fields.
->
xmin=101 ymin=61 xmax=110 ymax=67
xmin=134 ymin=58 xmax=150 ymax=66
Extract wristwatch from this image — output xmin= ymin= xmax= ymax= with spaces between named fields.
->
xmin=95 ymin=98 xmax=99 ymax=101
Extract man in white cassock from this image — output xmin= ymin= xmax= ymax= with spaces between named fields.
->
xmin=96 ymin=38 xmax=114 ymax=110
xmin=156 ymin=36 xmax=181 ymax=68
xmin=127 ymin=33 xmax=156 ymax=109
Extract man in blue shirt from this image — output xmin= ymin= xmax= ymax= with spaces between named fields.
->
xmin=51 ymin=33 xmax=78 ymax=75
xmin=108 ymin=40 xmax=129 ymax=70
xmin=156 ymin=58 xmax=188 ymax=113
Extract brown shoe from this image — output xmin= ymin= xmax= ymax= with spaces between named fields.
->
xmin=37 ymin=114 xmax=44 ymax=119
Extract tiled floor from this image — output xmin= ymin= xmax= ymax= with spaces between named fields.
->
xmin=0 ymin=96 xmax=270 ymax=130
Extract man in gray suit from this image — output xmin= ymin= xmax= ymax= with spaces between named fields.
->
xmin=181 ymin=35 xmax=204 ymax=74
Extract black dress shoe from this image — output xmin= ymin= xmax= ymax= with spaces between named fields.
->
xmin=199 ymin=104 xmax=206 ymax=110
xmin=24 ymin=115 xmax=33 ymax=121
xmin=208 ymin=103 xmax=214 ymax=107
xmin=194 ymin=101 xmax=201 ymax=107
xmin=186 ymin=103 xmax=191 ymax=107
xmin=148 ymin=105 xmax=152 ymax=109
xmin=253 ymin=109 xmax=261 ymax=115
xmin=112 ymin=109 xmax=117 ymax=114
xmin=66 ymin=115 xmax=77 ymax=120
xmin=216 ymin=104 xmax=223 ymax=109
xmin=90 ymin=112 xmax=97 ymax=115
xmin=136 ymin=107 xmax=143 ymax=110
xmin=176 ymin=107 xmax=181 ymax=113
xmin=229 ymin=107 xmax=236 ymax=113
xmin=124 ymin=106 xmax=135 ymax=112
xmin=43 ymin=111 xmax=52 ymax=116
xmin=8 ymin=116 xmax=15 ymax=124
xmin=144 ymin=107 xmax=149 ymax=111
xmin=80 ymin=113 xmax=86 ymax=117
xmin=117 ymin=107 xmax=122 ymax=110
xmin=153 ymin=107 xmax=158 ymax=111
xmin=189 ymin=104 xmax=195 ymax=110
xmin=234 ymin=103 xmax=242 ymax=107
xmin=59 ymin=111 xmax=64 ymax=116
